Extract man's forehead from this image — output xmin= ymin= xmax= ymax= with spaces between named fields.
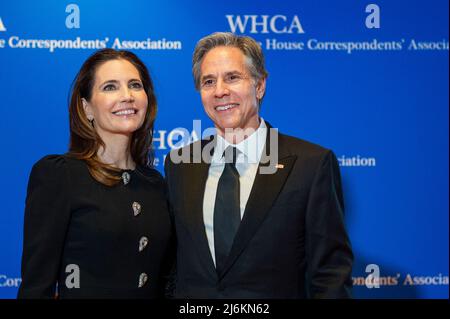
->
xmin=200 ymin=47 xmax=249 ymax=77
xmin=203 ymin=46 xmax=246 ymax=63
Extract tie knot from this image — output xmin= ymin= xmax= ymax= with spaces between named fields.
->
xmin=222 ymin=146 xmax=238 ymax=165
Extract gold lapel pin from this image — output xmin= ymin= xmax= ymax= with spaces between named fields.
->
xmin=275 ymin=164 xmax=284 ymax=169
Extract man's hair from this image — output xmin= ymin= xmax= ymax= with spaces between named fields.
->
xmin=192 ymin=32 xmax=268 ymax=92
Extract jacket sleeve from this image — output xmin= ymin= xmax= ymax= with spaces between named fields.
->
xmin=305 ymin=150 xmax=354 ymax=299
xmin=163 ymin=154 xmax=177 ymax=299
xmin=17 ymin=155 xmax=72 ymax=299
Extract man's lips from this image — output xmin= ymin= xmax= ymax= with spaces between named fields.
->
xmin=215 ymin=103 xmax=239 ymax=112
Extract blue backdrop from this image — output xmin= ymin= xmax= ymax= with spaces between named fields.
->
xmin=0 ymin=0 xmax=448 ymax=299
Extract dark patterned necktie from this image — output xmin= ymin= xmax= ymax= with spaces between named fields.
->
xmin=214 ymin=146 xmax=241 ymax=275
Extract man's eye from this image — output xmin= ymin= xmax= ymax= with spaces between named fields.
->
xmin=202 ymin=79 xmax=215 ymax=87
xmin=103 ymin=84 xmax=116 ymax=91
xmin=226 ymin=75 xmax=241 ymax=82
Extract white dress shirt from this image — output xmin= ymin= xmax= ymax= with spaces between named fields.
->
xmin=203 ymin=119 xmax=268 ymax=266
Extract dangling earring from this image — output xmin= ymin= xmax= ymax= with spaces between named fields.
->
xmin=87 ymin=116 xmax=94 ymax=127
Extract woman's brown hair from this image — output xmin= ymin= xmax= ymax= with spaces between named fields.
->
xmin=67 ymin=49 xmax=157 ymax=186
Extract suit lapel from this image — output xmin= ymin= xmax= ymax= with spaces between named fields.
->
xmin=219 ymin=126 xmax=297 ymax=279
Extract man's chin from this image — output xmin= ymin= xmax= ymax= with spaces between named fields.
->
xmin=215 ymin=121 xmax=239 ymax=135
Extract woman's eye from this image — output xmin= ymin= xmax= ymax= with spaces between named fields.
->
xmin=103 ymin=84 xmax=116 ymax=91
xmin=130 ymin=82 xmax=143 ymax=89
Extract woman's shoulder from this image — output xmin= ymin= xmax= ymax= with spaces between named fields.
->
xmin=31 ymin=154 xmax=67 ymax=173
xmin=30 ymin=154 xmax=88 ymax=179
xmin=32 ymin=154 xmax=85 ymax=171
xmin=27 ymin=155 xmax=71 ymax=191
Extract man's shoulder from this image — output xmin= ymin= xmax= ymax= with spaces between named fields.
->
xmin=164 ymin=137 xmax=214 ymax=169
xmin=168 ymin=138 xmax=209 ymax=155
xmin=275 ymin=131 xmax=339 ymax=176
xmin=264 ymin=120 xmax=332 ymax=159
xmin=278 ymin=131 xmax=332 ymax=159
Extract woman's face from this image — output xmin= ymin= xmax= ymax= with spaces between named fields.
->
xmin=83 ymin=59 xmax=148 ymax=140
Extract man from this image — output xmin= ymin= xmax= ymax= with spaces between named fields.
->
xmin=164 ymin=32 xmax=353 ymax=298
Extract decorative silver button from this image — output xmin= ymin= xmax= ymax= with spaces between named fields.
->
xmin=139 ymin=236 xmax=149 ymax=252
xmin=132 ymin=202 xmax=142 ymax=216
xmin=138 ymin=273 xmax=148 ymax=288
xmin=122 ymin=171 xmax=130 ymax=185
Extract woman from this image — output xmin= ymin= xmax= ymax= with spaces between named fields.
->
xmin=18 ymin=49 xmax=173 ymax=299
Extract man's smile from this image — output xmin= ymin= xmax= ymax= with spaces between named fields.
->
xmin=215 ymin=103 xmax=239 ymax=112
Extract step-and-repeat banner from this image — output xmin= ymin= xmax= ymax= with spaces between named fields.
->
xmin=0 ymin=0 xmax=448 ymax=299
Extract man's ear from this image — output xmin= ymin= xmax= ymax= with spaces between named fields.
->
xmin=82 ymin=98 xmax=94 ymax=121
xmin=256 ymin=77 xmax=266 ymax=100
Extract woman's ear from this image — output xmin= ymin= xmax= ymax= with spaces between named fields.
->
xmin=82 ymin=98 xmax=94 ymax=121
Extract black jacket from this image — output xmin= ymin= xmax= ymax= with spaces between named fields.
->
xmin=164 ymin=123 xmax=353 ymax=298
xmin=18 ymin=155 xmax=174 ymax=299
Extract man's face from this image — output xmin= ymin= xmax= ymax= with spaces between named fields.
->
xmin=199 ymin=46 xmax=266 ymax=137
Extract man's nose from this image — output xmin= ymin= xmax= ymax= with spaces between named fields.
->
xmin=214 ymin=80 xmax=230 ymax=98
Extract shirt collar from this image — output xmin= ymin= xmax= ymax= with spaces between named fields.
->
xmin=212 ymin=118 xmax=267 ymax=165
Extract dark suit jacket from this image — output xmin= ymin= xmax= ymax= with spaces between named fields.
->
xmin=164 ymin=123 xmax=353 ymax=298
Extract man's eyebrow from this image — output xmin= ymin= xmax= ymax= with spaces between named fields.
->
xmin=200 ymin=74 xmax=215 ymax=81
xmin=201 ymin=71 xmax=244 ymax=81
